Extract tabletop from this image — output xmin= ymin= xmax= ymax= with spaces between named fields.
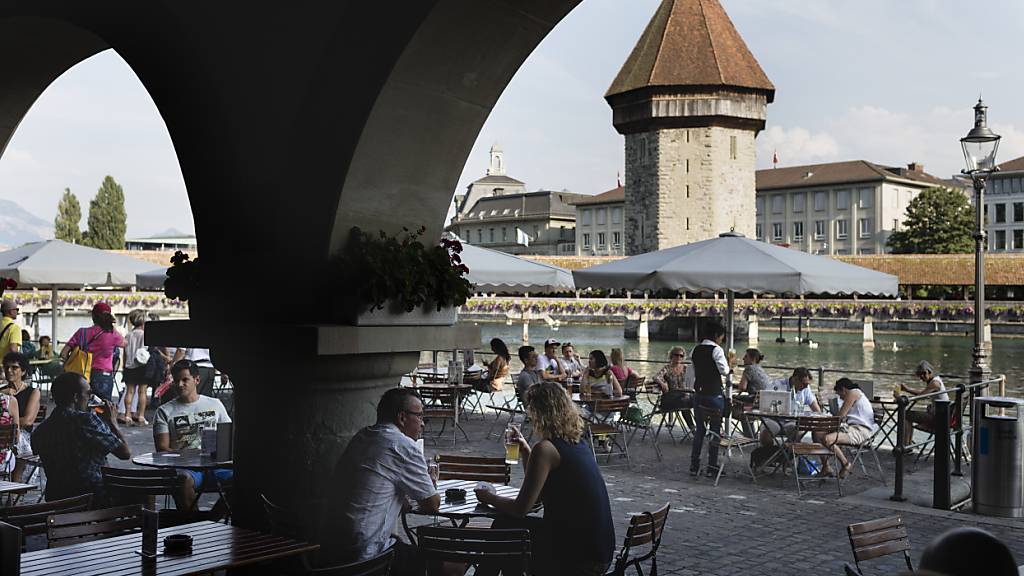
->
xmin=20 ymin=520 xmax=318 ymax=576
xmin=571 ymin=393 xmax=630 ymax=403
xmin=133 ymin=451 xmax=233 ymax=470
xmin=748 ymin=409 xmax=832 ymax=420
xmin=0 ymin=480 xmax=37 ymax=494
xmin=409 ymin=479 xmax=523 ymax=520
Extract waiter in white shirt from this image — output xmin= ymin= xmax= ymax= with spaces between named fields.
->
xmin=689 ymin=322 xmax=732 ymax=477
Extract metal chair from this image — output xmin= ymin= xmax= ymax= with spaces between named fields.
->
xmin=261 ymin=493 xmax=328 ymax=575
xmin=844 ymin=515 xmax=913 ymax=575
xmin=46 ymin=504 xmax=143 ymax=548
xmin=585 ymin=398 xmax=632 ymax=465
xmin=784 ymin=416 xmax=843 ymax=497
xmin=838 ymin=413 xmax=887 ymax=486
xmin=417 ymin=526 xmax=531 ymax=576
xmin=420 ymin=387 xmax=469 ymax=446
xmin=0 ymin=424 xmax=16 ymax=482
xmin=316 ymin=549 xmax=395 ymax=576
xmin=607 ymin=503 xmax=670 ymax=576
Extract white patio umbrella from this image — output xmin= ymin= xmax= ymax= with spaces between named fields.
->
xmin=0 ymin=240 xmax=156 ymax=342
xmin=573 ymin=231 xmax=898 ymax=435
xmin=459 ymin=242 xmax=575 ymax=294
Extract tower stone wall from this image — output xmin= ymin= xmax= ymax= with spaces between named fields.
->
xmin=625 ymin=125 xmax=757 ymax=254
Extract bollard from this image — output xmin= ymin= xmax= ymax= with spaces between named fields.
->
xmin=891 ymin=395 xmax=908 ymax=502
xmin=862 ymin=315 xmax=875 ymax=348
xmin=933 ymin=398 xmax=952 ymax=510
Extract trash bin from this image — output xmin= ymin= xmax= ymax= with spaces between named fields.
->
xmin=972 ymin=396 xmax=1024 ymax=518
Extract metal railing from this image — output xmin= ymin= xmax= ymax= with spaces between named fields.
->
xmin=890 ymin=375 xmax=1004 ymax=509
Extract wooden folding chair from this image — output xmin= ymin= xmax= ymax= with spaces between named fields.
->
xmin=608 ymin=503 xmax=670 ymax=576
xmin=435 ymin=454 xmax=511 ymax=484
xmin=0 ymin=493 xmax=91 ymax=550
xmin=261 ymin=493 xmax=327 ymax=574
xmin=420 ymin=387 xmax=468 ymax=446
xmin=418 ymin=526 xmax=530 ymax=576
xmin=46 ymin=504 xmax=143 ymax=548
xmin=585 ymin=398 xmax=631 ymax=466
xmin=784 ymin=416 xmax=842 ymax=497
xmin=845 ymin=515 xmax=913 ymax=575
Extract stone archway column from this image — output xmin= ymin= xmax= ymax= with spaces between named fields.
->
xmin=147 ymin=320 xmax=480 ymax=530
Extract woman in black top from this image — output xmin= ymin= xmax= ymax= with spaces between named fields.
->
xmin=476 ymin=381 xmax=616 ymax=576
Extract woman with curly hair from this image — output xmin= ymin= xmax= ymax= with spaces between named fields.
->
xmin=476 ymin=381 xmax=615 ymax=576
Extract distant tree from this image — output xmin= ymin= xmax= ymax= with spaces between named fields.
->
xmin=887 ymin=187 xmax=973 ymax=254
xmin=54 ymin=188 xmax=83 ymax=244
xmin=84 ymin=175 xmax=127 ymax=249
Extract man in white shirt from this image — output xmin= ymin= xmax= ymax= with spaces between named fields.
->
xmin=172 ymin=347 xmax=216 ymax=397
xmin=153 ymin=359 xmax=232 ymax=511
xmin=689 ymin=322 xmax=733 ymax=476
xmin=540 ymin=338 xmax=566 ymax=382
xmin=558 ymin=342 xmax=583 ymax=379
xmin=326 ymin=388 xmax=440 ymax=574
xmin=759 ymin=367 xmax=821 ymax=446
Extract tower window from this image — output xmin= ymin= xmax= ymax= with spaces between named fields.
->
xmin=686 ymin=217 xmax=690 ymax=231
xmin=730 ymin=135 xmax=737 ymax=160
xmin=686 ymin=159 xmax=690 ymax=173
xmin=686 ymin=184 xmax=690 ymax=199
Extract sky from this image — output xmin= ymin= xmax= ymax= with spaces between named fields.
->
xmin=1 ymin=0 xmax=1022 ymax=237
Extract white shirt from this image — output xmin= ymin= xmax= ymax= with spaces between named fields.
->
xmin=699 ymin=339 xmax=730 ymax=376
xmin=153 ymin=395 xmax=231 ymax=449
xmin=846 ymin=390 xmax=878 ymax=431
xmin=328 ymin=423 xmax=436 ymax=562
xmin=541 ymin=355 xmax=562 ymax=374
xmin=184 ymin=348 xmax=214 ymax=368
xmin=123 ymin=328 xmax=146 ymax=369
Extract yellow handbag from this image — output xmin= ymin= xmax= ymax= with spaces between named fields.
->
xmin=63 ymin=328 xmax=95 ymax=381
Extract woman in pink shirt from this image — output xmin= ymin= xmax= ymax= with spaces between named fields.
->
xmin=60 ymin=302 xmax=124 ymax=402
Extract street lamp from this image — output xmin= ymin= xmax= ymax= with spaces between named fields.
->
xmin=960 ymin=98 xmax=1000 ymax=385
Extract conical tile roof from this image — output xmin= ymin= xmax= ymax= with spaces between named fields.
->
xmin=607 ymin=0 xmax=774 ymax=100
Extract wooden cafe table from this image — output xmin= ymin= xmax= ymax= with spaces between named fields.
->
xmin=20 ymin=520 xmax=318 ymax=576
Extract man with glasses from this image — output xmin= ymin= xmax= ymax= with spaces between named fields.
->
xmin=31 ymin=372 xmax=131 ymax=502
xmin=326 ymin=387 xmax=440 ymax=575
xmin=0 ymin=300 xmax=22 ymax=354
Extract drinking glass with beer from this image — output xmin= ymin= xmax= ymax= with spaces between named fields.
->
xmin=504 ymin=424 xmax=521 ymax=465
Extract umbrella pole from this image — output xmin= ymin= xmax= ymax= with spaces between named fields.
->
xmin=725 ymin=290 xmax=735 ymax=442
xmin=51 ymin=286 xmax=59 ymax=344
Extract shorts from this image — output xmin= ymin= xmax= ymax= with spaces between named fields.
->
xmin=123 ymin=366 xmax=148 ymax=386
xmin=840 ymin=423 xmax=875 ymax=446
xmin=185 ymin=468 xmax=233 ymax=489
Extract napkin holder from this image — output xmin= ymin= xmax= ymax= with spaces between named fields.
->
xmin=215 ymin=422 xmax=234 ymax=461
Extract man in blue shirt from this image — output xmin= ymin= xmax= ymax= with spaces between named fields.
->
xmin=32 ymin=372 xmax=131 ymax=502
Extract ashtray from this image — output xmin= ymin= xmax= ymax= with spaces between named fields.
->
xmin=163 ymin=534 xmax=193 ymax=555
xmin=445 ymin=488 xmax=467 ymax=501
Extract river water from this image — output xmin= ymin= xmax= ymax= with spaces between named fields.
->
xmin=471 ymin=321 xmax=1024 ymax=397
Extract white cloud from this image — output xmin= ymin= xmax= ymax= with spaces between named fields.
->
xmin=757 ymin=125 xmax=839 ymax=168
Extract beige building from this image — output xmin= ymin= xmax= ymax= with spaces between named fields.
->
xmin=605 ymin=0 xmax=774 ymax=255
xmin=986 ymin=155 xmax=1024 ymax=252
xmin=574 ymin=186 xmax=625 ymax=256
xmin=755 ymin=161 xmax=948 ymax=255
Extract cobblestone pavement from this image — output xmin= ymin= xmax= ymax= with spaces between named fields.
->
xmin=106 ymin=400 xmax=1024 ymax=576
xmin=427 ymin=408 xmax=1024 ymax=576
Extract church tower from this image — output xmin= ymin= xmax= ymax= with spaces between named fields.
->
xmin=606 ymin=0 xmax=774 ymax=254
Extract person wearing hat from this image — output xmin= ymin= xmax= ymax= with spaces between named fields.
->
xmin=899 ymin=360 xmax=949 ymax=445
xmin=0 ymin=299 xmax=23 ymax=354
xmin=541 ymin=338 xmax=567 ymax=383
xmin=60 ymin=302 xmax=125 ymax=403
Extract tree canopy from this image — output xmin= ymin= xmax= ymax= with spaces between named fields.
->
xmin=54 ymin=188 xmax=82 ymax=244
xmin=84 ymin=175 xmax=127 ymax=249
xmin=886 ymin=187 xmax=974 ymax=254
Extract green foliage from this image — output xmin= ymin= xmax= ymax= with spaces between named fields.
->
xmin=887 ymin=187 xmax=973 ymax=254
xmin=336 ymin=226 xmax=473 ymax=314
xmin=54 ymin=188 xmax=83 ymax=243
xmin=84 ymin=175 xmax=127 ymax=249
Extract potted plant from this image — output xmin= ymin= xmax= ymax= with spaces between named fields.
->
xmin=334 ymin=226 xmax=472 ymax=326
xmin=164 ymin=251 xmax=202 ymax=316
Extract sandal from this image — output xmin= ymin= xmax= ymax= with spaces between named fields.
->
xmin=135 ymin=417 xmax=150 ymax=426
xmin=117 ymin=417 xmax=131 ymax=425
xmin=838 ymin=463 xmax=853 ymax=479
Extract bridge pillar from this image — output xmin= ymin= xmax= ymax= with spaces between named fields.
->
xmin=638 ymin=314 xmax=649 ymax=343
xmin=863 ymin=315 xmax=875 ymax=348
xmin=748 ymin=314 xmax=759 ymax=345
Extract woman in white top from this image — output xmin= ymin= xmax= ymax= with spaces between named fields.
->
xmin=120 ymin=310 xmax=150 ymax=425
xmin=899 ymin=360 xmax=949 ymax=445
xmin=817 ymin=377 xmax=878 ymax=478
xmin=580 ymin=350 xmax=622 ymax=398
